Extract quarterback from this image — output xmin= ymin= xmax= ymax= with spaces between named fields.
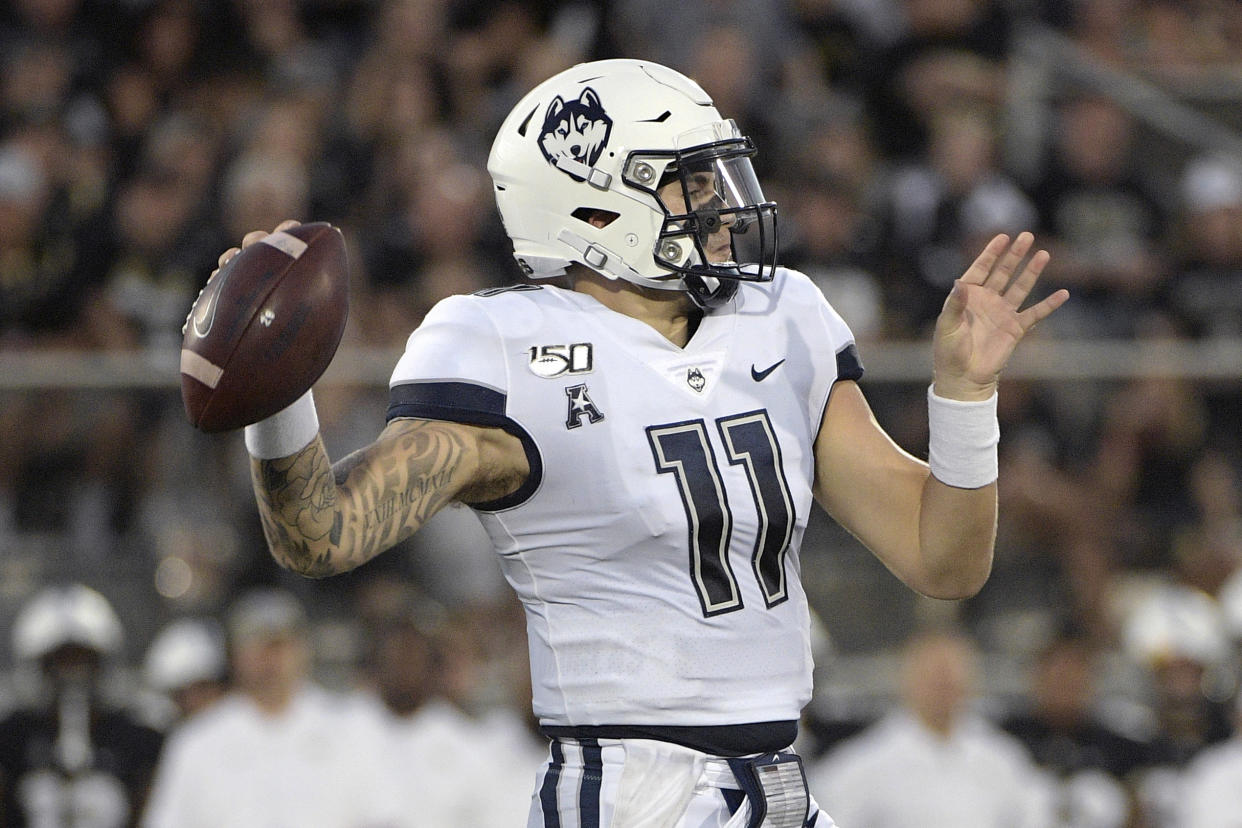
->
xmin=226 ymin=60 xmax=1067 ymax=827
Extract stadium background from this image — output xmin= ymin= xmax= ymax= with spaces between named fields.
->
xmin=5 ymin=0 xmax=1242 ymax=821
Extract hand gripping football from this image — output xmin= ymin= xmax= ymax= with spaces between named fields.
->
xmin=180 ymin=222 xmax=349 ymax=433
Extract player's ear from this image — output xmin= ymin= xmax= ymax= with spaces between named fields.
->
xmin=571 ymin=208 xmax=619 ymax=229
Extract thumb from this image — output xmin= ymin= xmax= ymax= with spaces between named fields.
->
xmin=939 ymin=280 xmax=969 ymax=327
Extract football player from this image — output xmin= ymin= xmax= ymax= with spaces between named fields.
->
xmin=0 ymin=585 xmax=164 ymax=828
xmin=225 ymin=59 xmax=1068 ymax=827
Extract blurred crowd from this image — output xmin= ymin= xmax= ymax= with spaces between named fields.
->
xmin=6 ymin=0 xmax=1242 ymax=825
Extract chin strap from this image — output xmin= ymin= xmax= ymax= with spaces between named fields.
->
xmin=684 ymin=272 xmax=738 ymax=310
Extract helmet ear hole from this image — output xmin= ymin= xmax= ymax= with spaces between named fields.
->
xmin=571 ymin=208 xmax=620 ymax=229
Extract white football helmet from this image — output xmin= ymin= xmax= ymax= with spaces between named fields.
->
xmin=12 ymin=584 xmax=124 ymax=662
xmin=143 ymin=618 xmax=226 ymax=693
xmin=1120 ymin=582 xmax=1228 ymax=667
xmin=487 ymin=59 xmax=778 ymax=310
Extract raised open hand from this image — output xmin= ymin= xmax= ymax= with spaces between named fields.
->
xmin=932 ymin=232 xmax=1069 ymax=400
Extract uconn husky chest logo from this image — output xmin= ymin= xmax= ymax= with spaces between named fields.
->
xmin=538 ymin=88 xmax=612 ymax=180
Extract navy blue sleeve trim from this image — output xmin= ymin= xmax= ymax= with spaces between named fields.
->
xmin=835 ymin=342 xmax=863 ymax=381
xmin=387 ymin=381 xmax=543 ymax=512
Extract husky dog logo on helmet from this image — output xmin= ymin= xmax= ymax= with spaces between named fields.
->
xmin=538 ymin=88 xmax=612 ymax=180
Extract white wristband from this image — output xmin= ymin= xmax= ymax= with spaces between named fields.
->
xmin=244 ymin=390 xmax=320 ymax=459
xmin=927 ymin=385 xmax=999 ymax=489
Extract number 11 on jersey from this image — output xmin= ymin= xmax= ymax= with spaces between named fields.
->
xmin=646 ymin=409 xmax=795 ymax=618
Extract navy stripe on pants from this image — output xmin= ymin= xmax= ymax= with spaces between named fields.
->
xmin=578 ymin=739 xmax=602 ymax=828
xmin=539 ymin=739 xmax=565 ymax=827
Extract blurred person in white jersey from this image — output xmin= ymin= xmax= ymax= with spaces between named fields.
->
xmin=350 ymin=598 xmax=544 ymax=827
xmin=141 ymin=617 xmax=228 ymax=726
xmin=807 ymin=627 xmax=1056 ymax=828
xmin=141 ymin=589 xmax=401 ymax=828
xmin=223 ymin=59 xmax=1068 ymax=827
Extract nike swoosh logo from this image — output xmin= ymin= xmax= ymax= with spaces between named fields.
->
xmin=750 ymin=359 xmax=785 ymax=382
xmin=191 ymin=266 xmax=232 ymax=339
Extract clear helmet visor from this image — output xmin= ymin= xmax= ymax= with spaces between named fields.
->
xmin=624 ymin=130 xmax=778 ymax=292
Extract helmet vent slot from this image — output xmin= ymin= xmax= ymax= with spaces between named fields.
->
xmin=516 ymin=105 xmax=539 ymax=137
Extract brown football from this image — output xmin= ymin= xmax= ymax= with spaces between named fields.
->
xmin=180 ymin=222 xmax=349 ymax=433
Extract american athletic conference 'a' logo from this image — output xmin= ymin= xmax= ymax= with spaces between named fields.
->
xmin=538 ymin=88 xmax=612 ymax=181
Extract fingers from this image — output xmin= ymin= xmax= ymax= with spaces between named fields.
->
xmin=981 ymin=231 xmax=1034 ymax=293
xmin=962 ymin=231 xmax=1045 ymax=286
xmin=219 ymin=220 xmax=302 ymax=268
xmin=242 ymin=229 xmax=270 ymax=248
xmin=962 ymin=231 xmax=1057 ymax=314
xmin=1018 ymin=288 xmax=1070 ymax=331
xmin=959 ymin=233 xmax=1011 ymax=285
xmin=1002 ymin=247 xmax=1051 ymax=309
xmin=947 ymin=230 xmax=1066 ymax=337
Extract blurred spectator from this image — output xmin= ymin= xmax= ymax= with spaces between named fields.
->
xmin=441 ymin=2 xmax=570 ymax=143
xmin=355 ymin=125 xmax=512 ymax=348
xmin=862 ymin=0 xmax=1012 ymax=160
xmin=1089 ymin=376 xmax=1209 ymax=570
xmin=218 ymin=150 xmax=308 ymax=247
xmin=1169 ymin=451 xmax=1242 ymax=600
xmin=0 ymin=0 xmax=115 ymax=58
xmin=0 ymin=135 xmax=113 ymax=345
xmin=1132 ymin=0 xmax=1242 ymax=79
xmin=141 ymin=617 xmax=227 ymax=726
xmin=101 ymin=123 xmax=222 ymax=353
xmin=769 ymin=167 xmax=886 ymax=341
xmin=0 ymin=584 xmax=164 ymax=828
xmin=1001 ymin=631 xmax=1147 ymax=828
xmin=876 ymin=102 xmax=1037 ymax=334
xmin=238 ymin=88 xmax=352 ymax=220
xmin=807 ymin=627 xmax=1054 ymax=827
xmin=609 ymin=0 xmax=795 ymax=81
xmin=1178 ymin=691 xmax=1242 ymax=828
xmin=788 ymin=0 xmax=904 ymax=96
xmin=678 ymin=22 xmax=775 ymax=151
xmin=1219 ymin=565 xmax=1242 ymax=678
xmin=1029 ymin=94 xmax=1169 ymax=338
xmin=1060 ymin=0 xmax=1142 ymax=66
xmin=227 ymin=0 xmax=349 ymax=92
xmin=987 ymin=390 xmax=1125 ymax=643
xmin=1119 ymin=580 xmax=1234 ymax=827
xmin=141 ymin=588 xmax=401 ymax=828
xmin=128 ymin=0 xmax=216 ymax=98
xmin=1167 ymin=153 xmax=1242 ymax=338
xmin=351 ymin=590 xmax=541 ymax=827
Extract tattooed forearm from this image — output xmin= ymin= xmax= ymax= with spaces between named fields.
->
xmin=251 ymin=438 xmax=342 ymax=576
xmin=362 ymin=469 xmax=451 ymax=532
xmin=249 ymin=420 xmax=477 ymax=578
xmin=336 ymin=425 xmax=467 ymax=562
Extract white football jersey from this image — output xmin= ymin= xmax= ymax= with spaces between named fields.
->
xmin=389 ymin=267 xmax=862 ymax=728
